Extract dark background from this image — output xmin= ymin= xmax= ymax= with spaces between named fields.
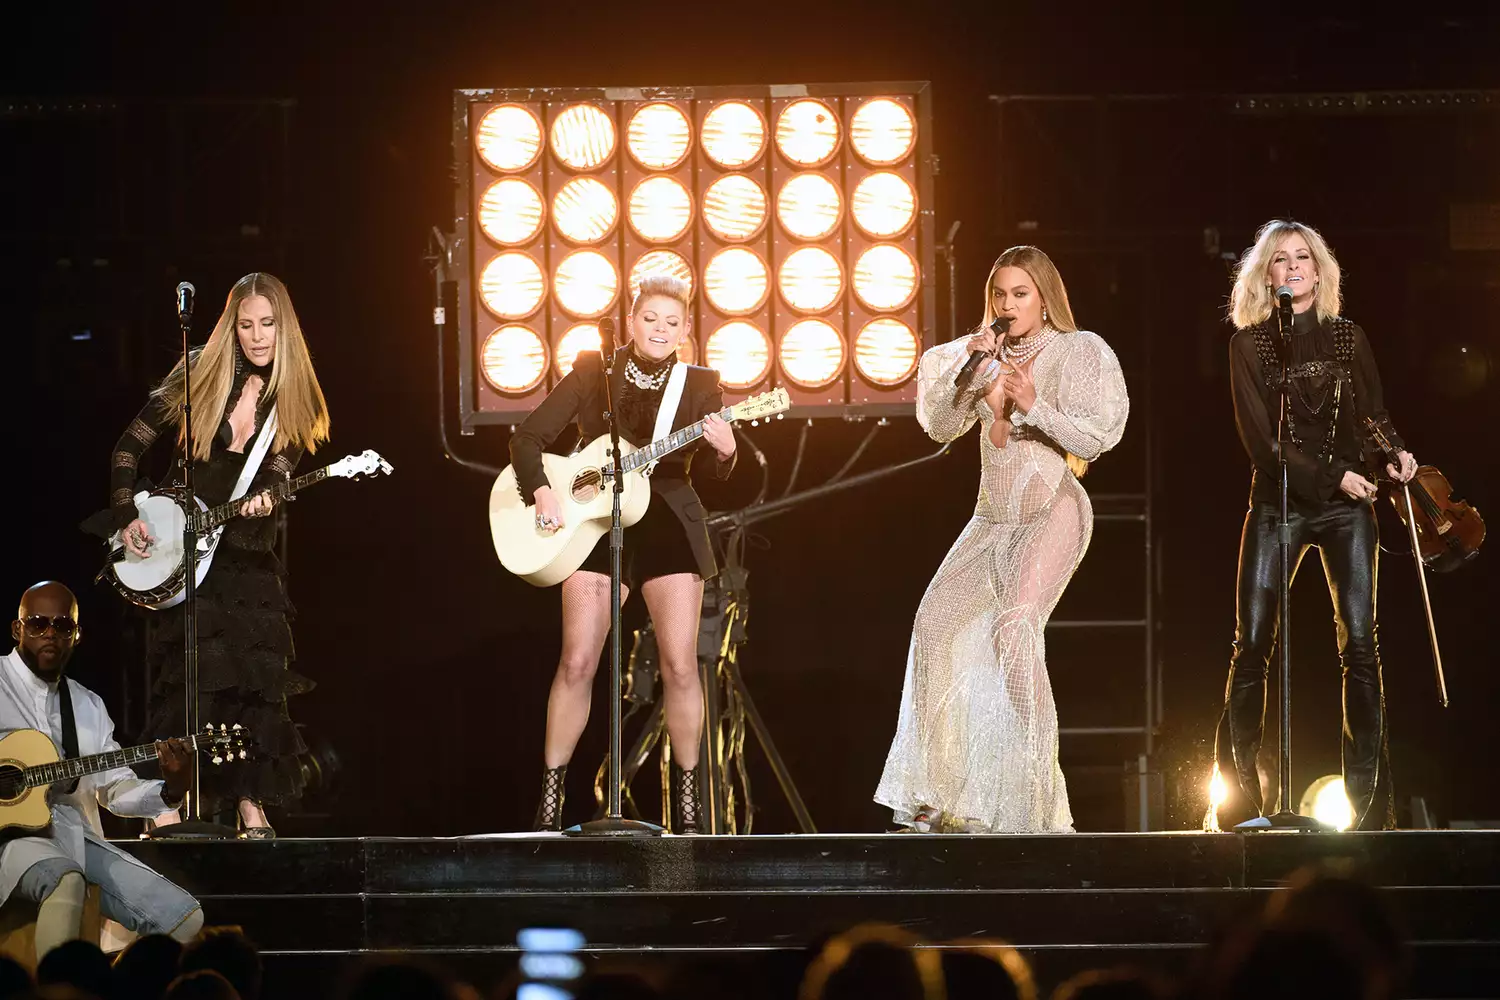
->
xmin=4 ymin=3 xmax=1497 ymax=836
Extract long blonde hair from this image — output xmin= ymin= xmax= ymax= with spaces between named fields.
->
xmin=1229 ymin=219 xmax=1343 ymax=330
xmin=982 ymin=246 xmax=1089 ymax=478
xmin=152 ymin=272 xmax=330 ymax=461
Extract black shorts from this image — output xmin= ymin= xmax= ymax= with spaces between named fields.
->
xmin=579 ymin=492 xmax=700 ymax=589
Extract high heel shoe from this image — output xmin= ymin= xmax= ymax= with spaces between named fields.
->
xmin=534 ymin=765 xmax=567 ymax=832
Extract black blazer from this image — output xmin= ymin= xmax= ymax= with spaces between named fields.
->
xmin=509 ymin=348 xmax=736 ymax=580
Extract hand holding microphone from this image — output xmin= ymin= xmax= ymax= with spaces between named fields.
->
xmin=955 ymin=316 xmax=1012 ymax=389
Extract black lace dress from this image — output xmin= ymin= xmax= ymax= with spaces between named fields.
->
xmin=105 ymin=349 xmax=313 ymax=809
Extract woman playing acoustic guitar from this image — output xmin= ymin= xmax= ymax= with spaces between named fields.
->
xmin=510 ymin=275 xmax=736 ymax=832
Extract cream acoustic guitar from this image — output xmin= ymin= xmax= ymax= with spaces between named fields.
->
xmin=0 ymin=724 xmax=249 ymax=833
xmin=489 ymin=388 xmax=790 ymax=587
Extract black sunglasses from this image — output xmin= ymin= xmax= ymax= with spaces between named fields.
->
xmin=19 ymin=615 xmax=79 ymax=638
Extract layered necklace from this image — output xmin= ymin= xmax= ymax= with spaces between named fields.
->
xmin=1000 ymin=324 xmax=1060 ymax=367
xmin=624 ymin=348 xmax=675 ymax=391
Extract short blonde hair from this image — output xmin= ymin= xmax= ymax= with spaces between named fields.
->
xmin=1230 ymin=220 xmax=1343 ymax=330
xmin=631 ymin=274 xmax=692 ymax=316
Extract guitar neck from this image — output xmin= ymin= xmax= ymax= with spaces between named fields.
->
xmin=24 ymin=733 xmax=203 ymax=789
xmin=620 ymin=408 xmax=730 ymax=475
xmin=194 ymin=467 xmax=327 ymax=532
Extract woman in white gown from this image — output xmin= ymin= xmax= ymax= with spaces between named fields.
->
xmin=875 ymin=246 xmax=1130 ymax=833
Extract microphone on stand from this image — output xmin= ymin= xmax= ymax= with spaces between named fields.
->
xmin=1275 ymin=285 xmax=1294 ymax=336
xmin=599 ymin=316 xmax=618 ymax=371
xmin=954 ymin=315 xmax=1012 ymax=389
xmin=176 ymin=281 xmax=195 ymax=323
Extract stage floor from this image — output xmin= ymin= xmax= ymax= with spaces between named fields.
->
xmin=122 ymin=831 xmax=1500 ymax=998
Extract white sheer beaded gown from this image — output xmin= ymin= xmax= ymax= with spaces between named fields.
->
xmin=875 ymin=327 xmax=1129 ymax=833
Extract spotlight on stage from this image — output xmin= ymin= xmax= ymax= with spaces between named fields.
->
xmin=1299 ymin=774 xmax=1354 ymax=831
xmin=451 ymin=83 xmax=934 ymax=428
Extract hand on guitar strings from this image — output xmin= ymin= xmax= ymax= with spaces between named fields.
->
xmin=238 ymin=491 xmax=275 ymax=518
xmin=156 ymin=737 xmax=196 ymax=804
xmin=702 ymin=413 xmax=737 ymax=461
xmin=124 ymin=519 xmax=156 ymax=557
xmin=1386 ymin=450 xmax=1418 ymax=484
xmin=533 ymin=485 xmax=564 ymax=534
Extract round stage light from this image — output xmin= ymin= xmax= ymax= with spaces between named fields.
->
xmin=554 ymin=322 xmax=604 ymax=378
xmin=479 ymin=252 xmax=546 ymax=319
xmin=628 ymin=175 xmax=693 ymax=243
xmin=775 ymin=99 xmax=840 ymax=168
xmin=478 ymin=178 xmax=545 ymax=246
xmin=704 ymin=247 xmax=770 ymax=315
xmin=852 ymin=243 xmax=919 ymax=311
xmin=706 ymin=321 xmax=772 ymax=389
xmin=854 ymin=317 xmax=919 ymax=386
xmin=554 ymin=249 xmax=619 ymax=318
xmin=702 ymin=101 xmax=767 ymax=168
xmin=778 ymin=245 xmax=843 ymax=313
xmin=1299 ymin=774 xmax=1354 ymax=832
xmin=627 ymin=249 xmax=695 ymax=305
xmin=480 ymin=325 xmax=548 ymax=393
xmin=851 ymin=171 xmax=917 ymax=238
xmin=850 ymin=97 xmax=917 ymax=165
xmin=703 ymin=174 xmax=768 ymax=242
xmin=780 ymin=319 xmax=845 ymax=389
xmin=552 ymin=176 xmax=618 ymax=244
xmin=550 ymin=103 xmax=616 ymax=171
xmin=475 ymin=104 xmax=543 ymax=172
xmin=776 ymin=172 xmax=843 ymax=241
xmin=627 ymin=102 xmax=692 ymax=170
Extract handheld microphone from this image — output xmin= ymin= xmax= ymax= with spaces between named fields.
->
xmin=954 ymin=316 xmax=1012 ymax=389
xmin=176 ymin=281 xmax=195 ymax=323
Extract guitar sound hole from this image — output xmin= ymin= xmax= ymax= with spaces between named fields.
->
xmin=571 ymin=469 xmax=603 ymax=503
xmin=0 ymin=766 xmax=25 ymax=802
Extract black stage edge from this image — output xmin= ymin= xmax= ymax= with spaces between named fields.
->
xmin=122 ymin=832 xmax=1500 ymax=999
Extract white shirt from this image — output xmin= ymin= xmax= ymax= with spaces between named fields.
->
xmin=0 ymin=647 xmax=172 ymax=906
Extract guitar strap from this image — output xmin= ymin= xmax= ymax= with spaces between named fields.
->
xmin=56 ymin=677 xmax=80 ymax=794
xmin=643 ymin=364 xmax=689 ymax=478
xmin=230 ymin=406 xmax=281 ymax=506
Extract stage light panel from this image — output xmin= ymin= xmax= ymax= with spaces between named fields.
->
xmin=552 ymin=176 xmax=618 ymax=244
xmin=778 ymin=245 xmax=843 ymax=313
xmin=851 ymin=171 xmax=917 ymax=238
xmin=706 ymin=320 xmax=773 ymax=389
xmin=627 ymin=102 xmax=692 ymax=170
xmin=854 ymin=317 xmax=919 ymax=385
xmin=852 ymin=243 xmax=919 ymax=311
xmin=481 ymin=325 xmax=548 ymax=393
xmin=849 ymin=97 xmax=917 ymax=165
xmin=780 ymin=319 xmax=844 ymax=388
xmin=628 ymin=175 xmax=693 ymax=243
xmin=478 ymin=178 xmax=546 ymax=246
xmin=628 ymin=249 xmax=695 ymax=305
xmin=550 ymin=104 xmax=616 ymax=171
xmin=702 ymin=101 xmax=767 ymax=168
xmin=775 ymin=99 xmax=840 ymax=167
xmin=704 ymin=247 xmax=770 ymax=315
xmin=554 ymin=249 xmax=619 ymax=318
xmin=480 ymin=252 xmax=547 ymax=319
xmin=476 ymin=104 xmax=543 ymax=172
xmin=776 ymin=172 xmax=843 ymax=241
xmin=703 ymin=173 xmax=768 ymax=241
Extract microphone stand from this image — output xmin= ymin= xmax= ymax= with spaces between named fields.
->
xmin=150 ymin=287 xmax=235 ymax=839
xmin=1237 ymin=295 xmax=1326 ymax=832
xmin=570 ymin=327 xmax=662 ymax=837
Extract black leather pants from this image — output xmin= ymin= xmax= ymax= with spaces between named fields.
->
xmin=1214 ymin=498 xmax=1393 ymax=829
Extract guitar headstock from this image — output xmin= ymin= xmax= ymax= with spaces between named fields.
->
xmin=327 ymin=450 xmax=394 ymax=479
xmin=726 ymin=388 xmax=791 ymax=423
xmin=200 ymin=723 xmax=254 ymax=766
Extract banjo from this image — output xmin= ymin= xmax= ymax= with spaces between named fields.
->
xmin=105 ymin=449 xmax=392 ymax=610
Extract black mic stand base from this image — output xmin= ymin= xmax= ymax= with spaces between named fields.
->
xmin=1234 ymin=810 xmax=1333 ymax=832
xmin=145 ymin=819 xmax=237 ymax=840
xmin=565 ymin=817 xmax=664 ymax=838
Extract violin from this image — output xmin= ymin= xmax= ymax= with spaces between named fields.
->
xmin=1363 ymin=416 xmax=1485 ymax=573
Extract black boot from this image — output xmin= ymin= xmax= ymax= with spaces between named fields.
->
xmin=677 ymin=766 xmax=701 ymax=835
xmin=533 ymin=766 xmax=566 ymax=832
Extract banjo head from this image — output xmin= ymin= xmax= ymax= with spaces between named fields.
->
xmin=112 ymin=493 xmax=190 ymax=592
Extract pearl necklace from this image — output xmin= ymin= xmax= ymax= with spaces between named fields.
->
xmin=1000 ymin=325 xmax=1060 ymax=367
xmin=624 ymin=355 xmax=674 ymax=391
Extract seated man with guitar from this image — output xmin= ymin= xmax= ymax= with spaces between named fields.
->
xmin=508 ymin=275 xmax=736 ymax=833
xmin=2 ymin=582 xmax=203 ymax=961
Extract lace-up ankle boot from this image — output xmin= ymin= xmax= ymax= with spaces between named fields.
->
xmin=533 ymin=765 xmax=567 ymax=832
xmin=677 ymin=766 xmax=702 ymax=835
